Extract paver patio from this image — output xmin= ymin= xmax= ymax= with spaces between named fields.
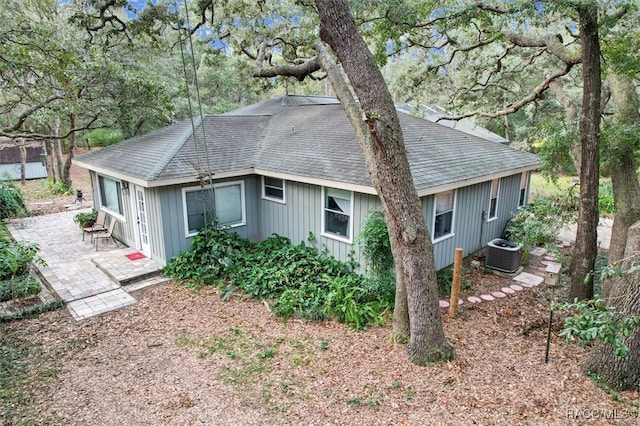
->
xmin=7 ymin=209 xmax=168 ymax=320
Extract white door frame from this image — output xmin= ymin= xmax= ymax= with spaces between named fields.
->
xmin=132 ymin=184 xmax=151 ymax=254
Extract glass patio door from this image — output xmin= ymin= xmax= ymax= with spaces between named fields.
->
xmin=134 ymin=185 xmax=150 ymax=254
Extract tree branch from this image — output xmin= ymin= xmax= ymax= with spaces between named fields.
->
xmin=252 ymin=42 xmax=322 ymax=81
xmin=474 ymin=1 xmax=509 ymax=14
xmin=438 ymin=63 xmax=575 ymax=121
xmin=0 ymin=116 xmax=102 ymax=140
xmin=2 ymin=95 xmax=63 ymax=133
xmin=503 ymin=30 xmax=581 ymax=64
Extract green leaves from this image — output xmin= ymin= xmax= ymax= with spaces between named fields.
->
xmin=506 ymin=194 xmax=577 ymax=250
xmin=356 ymin=210 xmax=396 ymax=304
xmin=0 ymin=177 xmax=26 ymax=220
xmin=163 ymin=222 xmax=391 ymax=329
xmin=558 ymin=297 xmax=640 ymax=358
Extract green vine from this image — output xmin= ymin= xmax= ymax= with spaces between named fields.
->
xmin=356 ymin=210 xmax=395 ymax=304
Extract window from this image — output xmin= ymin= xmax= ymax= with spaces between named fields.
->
xmin=98 ymin=176 xmax=123 ymax=216
xmin=184 ymin=188 xmax=214 ymax=235
xmin=519 ymin=172 xmax=529 ymax=207
xmin=214 ymin=182 xmax=244 ymax=226
xmin=322 ymin=187 xmax=353 ymax=241
xmin=433 ymin=190 xmax=455 ymax=241
xmin=182 ymin=181 xmax=245 ymax=237
xmin=488 ymin=178 xmax=500 ymax=220
xmin=262 ymin=176 xmax=285 ymax=202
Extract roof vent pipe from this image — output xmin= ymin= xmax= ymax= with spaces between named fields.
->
xmin=291 ymin=126 xmax=296 ymax=135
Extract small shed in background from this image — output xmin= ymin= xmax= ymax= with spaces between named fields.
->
xmin=0 ymin=138 xmax=47 ymax=180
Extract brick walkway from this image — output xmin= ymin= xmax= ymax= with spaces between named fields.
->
xmin=7 ymin=209 xmax=168 ymax=320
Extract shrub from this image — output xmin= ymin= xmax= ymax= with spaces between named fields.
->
xmin=0 ymin=176 xmax=26 ymax=220
xmin=356 ymin=210 xmax=396 ymax=305
xmin=558 ymin=297 xmax=640 ymax=358
xmin=506 ymin=195 xmax=576 ymax=250
xmin=0 ymin=240 xmax=45 ymax=281
xmin=436 ymin=265 xmax=473 ymax=295
xmin=38 ymin=177 xmax=72 ymax=196
xmin=0 ymin=226 xmax=45 ymax=303
xmin=164 ymin=222 xmax=389 ymax=329
xmin=598 ymin=181 xmax=615 ymax=215
xmin=0 ymin=276 xmax=40 ymax=302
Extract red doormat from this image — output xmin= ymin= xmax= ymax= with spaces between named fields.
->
xmin=125 ymin=252 xmax=146 ymax=261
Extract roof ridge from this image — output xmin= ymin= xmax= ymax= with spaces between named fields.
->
xmin=148 ymin=116 xmax=203 ymax=180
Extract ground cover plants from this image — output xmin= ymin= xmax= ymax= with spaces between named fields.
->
xmin=163 ymin=222 xmax=394 ymax=329
xmin=0 ymin=180 xmax=46 ymax=305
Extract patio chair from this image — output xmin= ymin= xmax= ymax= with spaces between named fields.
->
xmin=94 ymin=218 xmax=119 ymax=251
xmin=82 ymin=210 xmax=107 ymax=242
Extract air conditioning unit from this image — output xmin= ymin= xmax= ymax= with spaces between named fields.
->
xmin=486 ymin=238 xmax=522 ymax=273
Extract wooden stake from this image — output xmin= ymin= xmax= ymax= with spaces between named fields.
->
xmin=449 ymin=248 xmax=463 ymax=318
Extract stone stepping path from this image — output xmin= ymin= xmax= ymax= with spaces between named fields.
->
xmin=441 ymin=269 xmax=546 ymax=309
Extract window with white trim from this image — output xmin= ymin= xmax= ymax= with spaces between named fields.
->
xmin=214 ymin=182 xmax=244 ymax=226
xmin=183 ymin=187 xmax=214 ymax=236
xmin=98 ymin=176 xmax=123 ymax=216
xmin=262 ymin=176 xmax=285 ymax=202
xmin=182 ymin=181 xmax=245 ymax=237
xmin=322 ymin=187 xmax=353 ymax=241
xmin=488 ymin=178 xmax=500 ymax=220
xmin=433 ymin=189 xmax=455 ymax=241
xmin=519 ymin=172 xmax=529 ymax=207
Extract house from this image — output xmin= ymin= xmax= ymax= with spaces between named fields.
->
xmin=0 ymin=138 xmax=47 ymax=180
xmin=72 ymin=95 xmax=540 ymax=270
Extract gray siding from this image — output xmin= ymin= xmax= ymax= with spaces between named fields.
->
xmin=425 ymin=173 xmax=525 ymax=270
xmin=258 ymin=181 xmax=381 ymax=267
xmin=89 ymin=170 xmax=530 ymax=271
xmin=258 ymin=174 xmax=526 ymax=271
xmin=158 ymin=175 xmax=261 ymax=265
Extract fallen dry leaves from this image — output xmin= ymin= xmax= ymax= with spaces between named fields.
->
xmin=6 ymin=268 xmax=639 ymax=425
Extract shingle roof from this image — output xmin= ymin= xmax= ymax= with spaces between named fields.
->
xmin=73 ymin=95 xmax=540 ymax=192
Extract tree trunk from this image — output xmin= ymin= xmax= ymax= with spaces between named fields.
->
xmin=603 ymin=74 xmax=640 ymax=277
xmin=569 ymin=4 xmax=601 ymax=301
xmin=314 ymin=42 xmax=411 ymax=345
xmin=583 ymin=220 xmax=640 ymax=391
xmin=392 ymin=273 xmax=410 ymax=343
xmin=315 ymin=0 xmax=454 ymax=364
xmin=62 ymin=115 xmax=76 ymax=189
xmin=18 ymin=140 xmax=27 ymax=185
xmin=54 ymin=140 xmax=65 ymax=181
xmin=133 ymin=116 xmax=145 ymax=137
xmin=45 ymin=140 xmax=55 ymax=179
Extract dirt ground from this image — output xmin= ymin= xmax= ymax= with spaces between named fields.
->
xmin=3 ymin=156 xmax=639 ymax=425
xmin=18 ymin=148 xmax=94 ymax=216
